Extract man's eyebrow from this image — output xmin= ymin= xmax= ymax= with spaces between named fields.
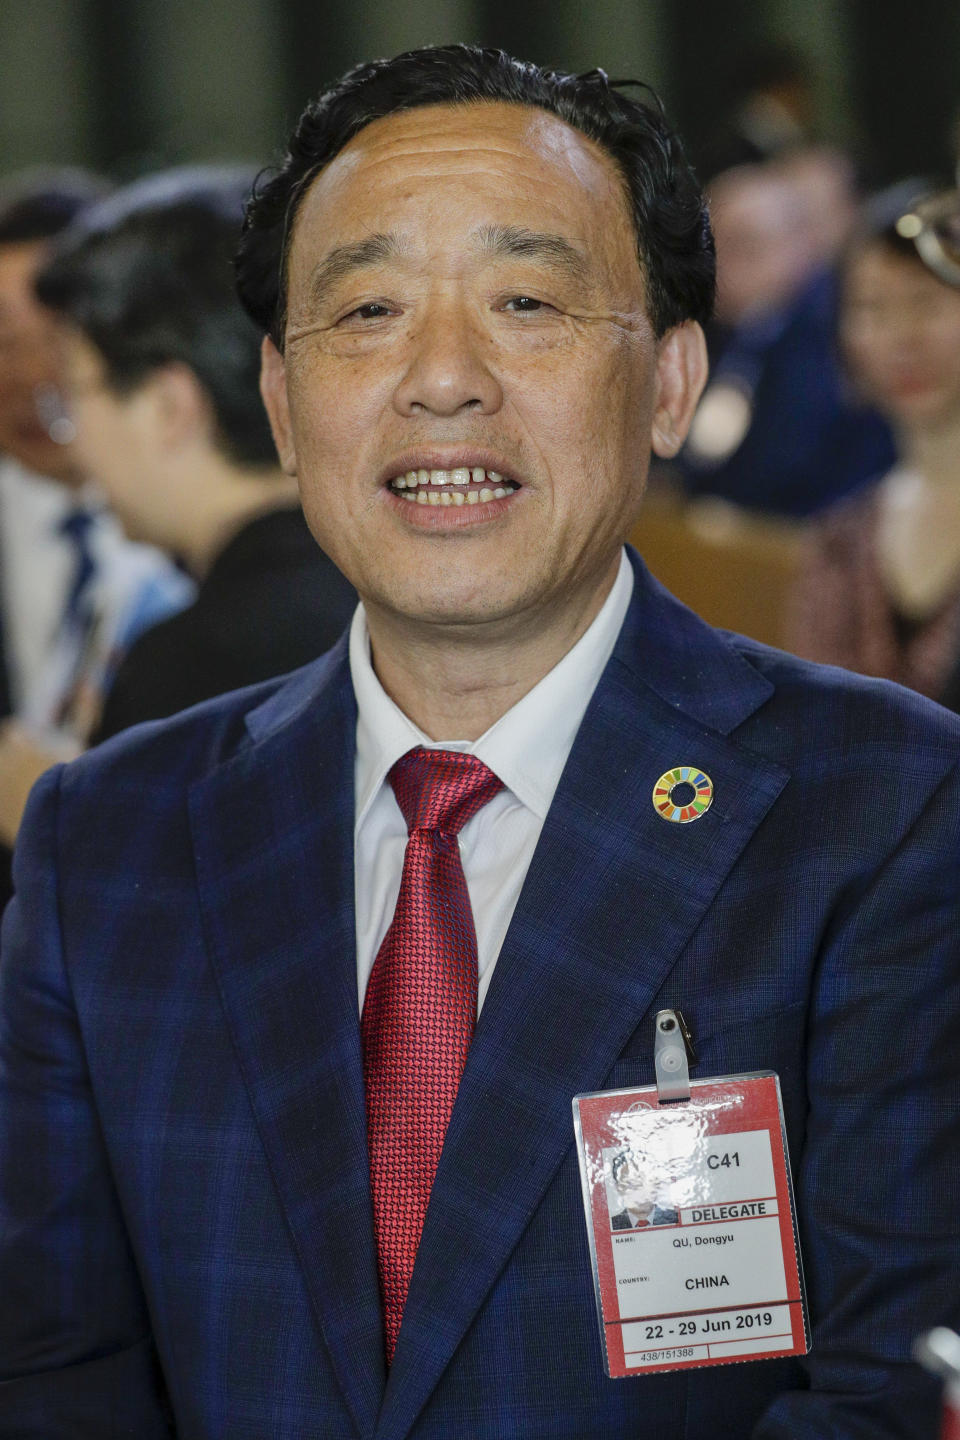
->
xmin=475 ymin=224 xmax=591 ymax=282
xmin=305 ymin=231 xmax=408 ymax=307
xmin=300 ymin=225 xmax=593 ymax=312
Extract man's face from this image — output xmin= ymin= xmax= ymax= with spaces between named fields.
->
xmin=58 ymin=328 xmax=166 ymax=542
xmin=0 ymin=241 xmax=79 ymax=482
xmin=709 ymin=170 xmax=808 ymax=327
xmin=262 ymin=102 xmax=705 ymax=642
xmin=612 ymin=1151 xmax=655 ymax=1221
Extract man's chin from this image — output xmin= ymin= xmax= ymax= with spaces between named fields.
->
xmin=364 ymin=583 xmax=534 ymax=638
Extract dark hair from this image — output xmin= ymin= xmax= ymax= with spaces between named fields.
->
xmin=36 ymin=166 xmax=276 ymax=469
xmin=843 ymin=178 xmax=960 ymax=294
xmin=0 ymin=167 xmax=111 ymax=245
xmin=610 ymin=1151 xmax=637 ymax=1185
xmin=725 ymin=41 xmax=811 ymax=106
xmin=235 ymin=43 xmax=715 ymax=346
xmin=849 ymin=179 xmax=938 ymax=265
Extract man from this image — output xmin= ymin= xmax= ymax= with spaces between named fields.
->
xmin=0 ymin=170 xmax=192 ymax=726
xmin=0 ymin=168 xmax=109 ymax=716
xmin=0 ymin=171 xmax=193 ymax=845
xmin=608 ymin=1150 xmax=679 ymax=1230
xmin=0 ymin=46 xmax=957 ymax=1440
xmin=677 ymin=159 xmax=895 ymax=516
xmin=33 ymin=166 xmax=357 ymax=741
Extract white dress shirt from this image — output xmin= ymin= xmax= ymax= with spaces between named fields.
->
xmin=0 ymin=459 xmax=193 ymax=737
xmin=0 ymin=458 xmax=76 ymax=712
xmin=351 ymin=547 xmax=633 ymax=1014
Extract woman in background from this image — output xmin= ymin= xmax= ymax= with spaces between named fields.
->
xmin=789 ymin=182 xmax=960 ymax=709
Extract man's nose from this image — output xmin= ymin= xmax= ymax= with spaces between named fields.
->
xmin=393 ymin=299 xmax=503 ymax=418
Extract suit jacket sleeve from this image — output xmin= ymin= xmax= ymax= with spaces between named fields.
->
xmin=0 ymin=765 xmax=174 ymax=1438
xmin=754 ymin=758 xmax=960 ymax=1439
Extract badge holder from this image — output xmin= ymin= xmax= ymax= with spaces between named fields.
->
xmin=573 ymin=1010 xmax=809 ymax=1378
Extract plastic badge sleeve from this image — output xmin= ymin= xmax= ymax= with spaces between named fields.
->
xmin=573 ymin=1072 xmax=809 ymax=1378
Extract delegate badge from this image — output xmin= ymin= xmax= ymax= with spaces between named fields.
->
xmin=573 ymin=1059 xmax=808 ymax=1379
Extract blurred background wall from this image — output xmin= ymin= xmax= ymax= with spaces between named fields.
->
xmin=1 ymin=0 xmax=959 ymax=183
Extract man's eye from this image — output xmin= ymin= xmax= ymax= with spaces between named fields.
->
xmin=504 ymin=296 xmax=548 ymax=313
xmin=345 ymin=302 xmax=394 ymax=321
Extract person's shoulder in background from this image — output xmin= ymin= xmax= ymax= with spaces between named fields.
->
xmin=676 ymin=268 xmax=895 ymax=518
xmin=93 ymin=507 xmax=355 ymax=743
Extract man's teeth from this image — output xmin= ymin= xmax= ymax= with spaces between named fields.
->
xmin=391 ymin=467 xmax=516 ymax=505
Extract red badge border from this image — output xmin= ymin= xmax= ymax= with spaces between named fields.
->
xmin=574 ymin=1072 xmax=809 ymax=1379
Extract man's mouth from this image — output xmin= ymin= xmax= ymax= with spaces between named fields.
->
xmin=388 ymin=467 xmax=519 ymax=507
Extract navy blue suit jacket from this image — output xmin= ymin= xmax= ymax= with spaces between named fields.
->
xmin=1 ymin=552 xmax=959 ymax=1438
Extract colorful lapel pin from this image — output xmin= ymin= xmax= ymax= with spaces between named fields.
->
xmin=652 ymin=766 xmax=714 ymax=823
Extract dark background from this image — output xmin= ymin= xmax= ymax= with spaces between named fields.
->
xmin=1 ymin=0 xmax=958 ymax=189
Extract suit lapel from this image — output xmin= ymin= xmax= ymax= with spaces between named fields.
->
xmin=189 ymin=642 xmax=385 ymax=1440
xmin=377 ymin=560 xmax=790 ymax=1439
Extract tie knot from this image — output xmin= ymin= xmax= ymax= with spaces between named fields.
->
xmin=389 ymin=747 xmax=503 ymax=836
xmin=59 ymin=508 xmax=94 ymax=545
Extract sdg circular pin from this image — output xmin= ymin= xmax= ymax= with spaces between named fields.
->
xmin=652 ymin=767 xmax=714 ymax=823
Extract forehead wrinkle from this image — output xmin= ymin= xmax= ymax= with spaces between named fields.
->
xmin=291 ymin=108 xmax=648 ymax=315
xmin=299 ymin=222 xmax=596 ymax=305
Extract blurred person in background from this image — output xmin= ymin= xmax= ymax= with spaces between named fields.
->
xmin=36 ymin=165 xmax=357 ymax=745
xmin=776 ymin=145 xmax=860 ymax=270
xmin=790 ymin=180 xmax=960 ymax=709
xmin=0 ymin=169 xmax=192 ymax=734
xmin=676 ymin=155 xmax=895 ymax=516
xmin=0 ymin=167 xmax=106 ymax=722
xmin=707 ymin=162 xmax=812 ymax=325
xmin=0 ymin=171 xmax=194 ymax=856
xmin=706 ymin=40 xmax=817 ymax=174
xmin=680 ymin=37 xmax=816 ymax=222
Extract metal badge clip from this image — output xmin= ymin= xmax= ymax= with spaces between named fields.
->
xmin=654 ymin=1009 xmax=696 ymax=1103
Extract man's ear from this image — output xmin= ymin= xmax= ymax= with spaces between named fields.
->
xmin=147 ymin=363 xmax=214 ymax=452
xmin=650 ymin=321 xmax=709 ymax=459
xmin=259 ymin=335 xmax=297 ymax=476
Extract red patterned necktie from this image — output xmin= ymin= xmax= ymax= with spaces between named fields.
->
xmin=361 ymin=747 xmax=504 ymax=1362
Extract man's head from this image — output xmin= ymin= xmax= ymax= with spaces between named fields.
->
xmin=0 ymin=168 xmax=108 ymax=481
xmin=35 ymin=167 xmax=279 ymax=544
xmin=610 ymin=1149 xmax=655 ymax=1223
xmin=241 ymin=47 xmax=713 ymax=652
xmin=237 ymin=45 xmax=714 ymax=349
xmin=708 ymin=163 xmax=811 ymax=327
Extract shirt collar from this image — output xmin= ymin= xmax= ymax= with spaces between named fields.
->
xmin=351 ymin=548 xmax=634 ymax=829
